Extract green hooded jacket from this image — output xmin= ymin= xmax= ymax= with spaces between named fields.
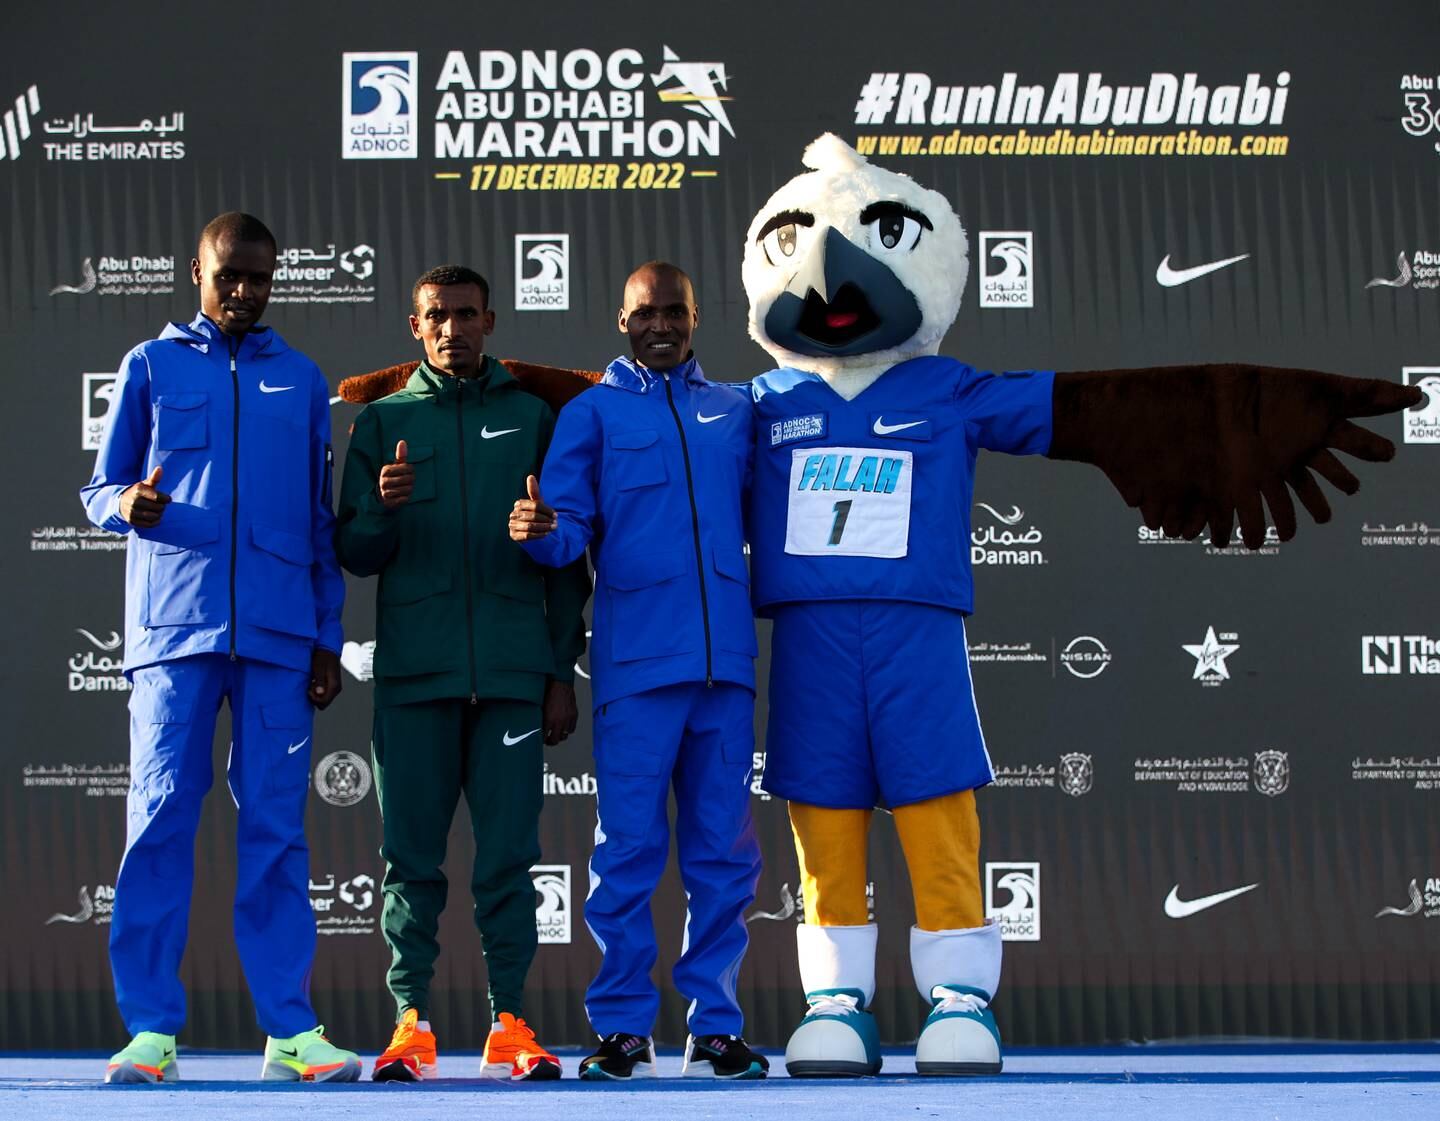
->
xmin=336 ymin=357 xmax=590 ymax=706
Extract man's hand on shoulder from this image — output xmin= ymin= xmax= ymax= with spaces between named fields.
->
xmin=510 ymin=475 xmax=557 ymax=541
xmin=119 ymin=466 xmax=171 ymax=528
xmin=542 ymin=679 xmax=577 ymax=745
xmin=378 ymin=439 xmax=414 ymax=509
xmin=309 ymin=647 xmax=343 ymax=709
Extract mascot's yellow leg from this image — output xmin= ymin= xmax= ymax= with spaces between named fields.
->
xmin=891 ymin=789 xmax=985 ymax=930
xmin=788 ymin=801 xmax=872 ymax=926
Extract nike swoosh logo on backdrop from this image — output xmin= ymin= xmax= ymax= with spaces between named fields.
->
xmin=1163 ymin=883 xmax=1258 ymax=918
xmin=1155 ymin=253 xmax=1250 ymax=287
xmin=481 ymin=426 xmax=520 ymax=440
xmin=873 ymin=417 xmax=926 ymax=435
xmin=286 ymin=737 xmax=310 ymax=755
xmin=697 ymin=412 xmax=729 ymax=423
xmin=502 ymin=728 xmax=540 ymax=746
xmin=259 ymin=381 xmax=294 ymax=393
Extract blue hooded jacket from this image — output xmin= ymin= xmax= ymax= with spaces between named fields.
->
xmin=80 ymin=313 xmax=344 ymax=674
xmin=521 ymin=355 xmax=756 ymax=708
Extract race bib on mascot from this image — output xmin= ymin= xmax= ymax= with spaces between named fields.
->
xmin=784 ymin=446 xmax=913 ymax=558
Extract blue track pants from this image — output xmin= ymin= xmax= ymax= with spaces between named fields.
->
xmin=584 ymin=681 xmax=761 ymax=1037
xmin=109 ymin=654 xmax=318 ymax=1037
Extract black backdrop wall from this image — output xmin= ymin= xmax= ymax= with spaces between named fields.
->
xmin=2 ymin=0 xmax=1437 ymax=1051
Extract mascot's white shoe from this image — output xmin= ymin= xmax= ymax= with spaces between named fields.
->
xmin=910 ymin=921 xmax=1004 ymax=1075
xmin=784 ymin=923 xmax=883 ymax=1077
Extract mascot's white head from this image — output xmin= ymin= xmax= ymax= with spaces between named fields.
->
xmin=743 ymin=133 xmax=967 ymax=397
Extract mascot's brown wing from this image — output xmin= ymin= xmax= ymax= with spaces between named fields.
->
xmin=337 ymin=360 xmax=602 ymax=409
xmin=1048 ymin=365 xmax=1423 ymax=549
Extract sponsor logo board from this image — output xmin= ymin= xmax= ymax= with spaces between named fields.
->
xmin=532 ymin=864 xmax=572 ymax=943
xmin=514 ymin=234 xmax=570 ymax=310
xmin=986 ymin=861 xmax=1040 ymax=941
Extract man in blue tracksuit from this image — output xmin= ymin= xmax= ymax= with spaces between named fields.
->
xmin=508 ymin=261 xmax=767 ymax=1080
xmin=79 ymin=212 xmax=360 ymax=1084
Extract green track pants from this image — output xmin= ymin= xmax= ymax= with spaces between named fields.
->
xmin=372 ymin=697 xmax=543 ymax=1022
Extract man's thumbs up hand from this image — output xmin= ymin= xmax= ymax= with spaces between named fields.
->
xmin=378 ymin=438 xmax=416 ymax=509
xmin=119 ymin=463 xmax=172 ymax=528
xmin=509 ymin=474 xmax=557 ymax=542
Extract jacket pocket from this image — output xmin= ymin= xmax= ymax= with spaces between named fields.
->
xmin=247 ymin=523 xmax=318 ymax=639
xmin=402 ymin=443 xmax=437 ymax=503
xmin=606 ymin=546 xmax=695 ymax=663
xmin=711 ymin=544 xmax=759 ymax=657
xmin=154 ymin=393 xmax=209 ymax=450
xmin=143 ymin=514 xmax=223 ymax=626
xmin=608 ymin=428 xmax=667 ymax=491
xmin=375 ymin=572 xmax=462 ymax=678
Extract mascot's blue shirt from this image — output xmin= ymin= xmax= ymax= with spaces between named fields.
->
xmin=748 ymin=355 xmax=1054 ymax=614
xmin=80 ymin=313 xmax=344 ymax=673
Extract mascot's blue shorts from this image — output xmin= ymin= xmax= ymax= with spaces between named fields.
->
xmin=762 ymin=600 xmax=994 ymax=809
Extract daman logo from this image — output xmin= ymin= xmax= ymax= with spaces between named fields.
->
xmin=972 ymin=501 xmax=1045 ymax=566
xmin=342 ymin=52 xmax=418 ymax=159
xmin=515 ymin=234 xmax=570 ymax=311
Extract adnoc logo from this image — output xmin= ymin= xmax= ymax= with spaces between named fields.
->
xmin=343 ymin=52 xmax=418 ymax=159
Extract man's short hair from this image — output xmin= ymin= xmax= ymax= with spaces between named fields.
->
xmin=198 ymin=212 xmax=277 ymax=257
xmin=630 ymin=260 xmax=693 ymax=291
xmin=413 ymin=265 xmax=490 ymax=312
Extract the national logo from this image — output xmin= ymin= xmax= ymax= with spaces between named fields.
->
xmin=313 ymin=750 xmax=373 ymax=807
xmin=515 ymin=234 xmax=570 ymax=310
xmin=979 ymin=231 xmax=1034 ymax=308
xmin=532 ymin=864 xmax=571 ymax=944
xmin=343 ymin=52 xmax=418 ymax=159
xmin=985 ymin=861 xmax=1040 ymax=941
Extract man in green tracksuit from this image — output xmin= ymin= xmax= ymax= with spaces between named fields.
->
xmin=336 ymin=264 xmax=589 ymax=1082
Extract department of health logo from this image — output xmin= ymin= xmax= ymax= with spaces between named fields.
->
xmin=985 ymin=861 xmax=1040 ymax=941
xmin=979 ymin=231 xmax=1034 ymax=308
xmin=1403 ymin=367 xmax=1440 ymax=444
xmin=83 ymin=373 xmax=118 ymax=451
xmin=515 ymin=234 xmax=570 ymax=311
xmin=532 ymin=864 xmax=571 ymax=944
xmin=314 ymin=750 xmax=373 ymax=807
xmin=343 ymin=52 xmax=418 ymax=159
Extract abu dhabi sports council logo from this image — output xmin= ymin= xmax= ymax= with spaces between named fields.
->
xmin=515 ymin=234 xmax=570 ymax=311
xmin=978 ymin=231 xmax=1033 ymax=308
xmin=1182 ymin=626 xmax=1239 ymax=685
xmin=1375 ymin=877 xmax=1439 ymax=919
xmin=45 ymin=884 xmax=114 ymax=926
xmin=343 ymin=52 xmax=418 ymax=159
xmin=1367 ymin=251 xmax=1440 ymax=291
xmin=1403 ymin=367 xmax=1440 ymax=444
xmin=51 ymin=254 xmax=176 ymax=298
xmin=1252 ymin=749 xmax=1290 ymax=797
xmin=532 ymin=864 xmax=571 ymax=944
xmin=0 ymin=84 xmax=40 ymax=162
xmin=313 ymin=750 xmax=373 ymax=807
xmin=986 ymin=862 xmax=1040 ymax=942
xmin=747 ymin=881 xmax=874 ymax=924
xmin=83 ymin=373 xmax=118 ymax=451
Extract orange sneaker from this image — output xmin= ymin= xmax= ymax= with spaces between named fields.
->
xmin=481 ymin=1012 xmax=562 ymax=1081
xmin=373 ymin=1009 xmax=438 ymax=1082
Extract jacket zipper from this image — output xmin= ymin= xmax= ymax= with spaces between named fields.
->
xmin=456 ymin=385 xmax=479 ymax=703
xmin=662 ymin=372 xmax=713 ymax=687
xmin=228 ymin=335 xmax=240 ymax=661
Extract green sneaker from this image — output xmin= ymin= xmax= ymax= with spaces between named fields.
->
xmin=105 ymin=1031 xmax=179 ymax=1083
xmin=260 ymin=1025 xmax=361 ymax=1083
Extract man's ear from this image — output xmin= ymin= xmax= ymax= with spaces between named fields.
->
xmin=616 ymin=308 xmax=628 ymax=334
xmin=190 ymin=257 xmax=201 ymax=287
xmin=408 ymin=314 xmax=423 ymax=341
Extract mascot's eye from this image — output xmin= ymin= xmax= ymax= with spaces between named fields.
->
xmin=761 ymin=223 xmax=804 ymax=266
xmin=867 ymin=214 xmax=923 ymax=254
